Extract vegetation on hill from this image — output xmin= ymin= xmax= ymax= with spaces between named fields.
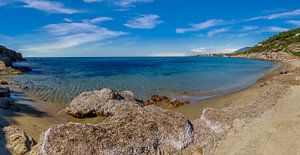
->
xmin=238 ymin=28 xmax=300 ymax=56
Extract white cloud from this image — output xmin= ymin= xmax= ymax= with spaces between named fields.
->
xmin=83 ymin=17 xmax=113 ymax=24
xmin=22 ymin=19 xmax=127 ymax=52
xmin=149 ymin=52 xmax=189 ymax=57
xmin=124 ymin=14 xmax=162 ymax=29
xmin=191 ymin=46 xmax=240 ymax=54
xmin=0 ymin=0 xmax=7 ymax=6
xmin=207 ymin=27 xmax=230 ymax=37
xmin=176 ymin=19 xmax=228 ymax=34
xmin=287 ymin=20 xmax=300 ymax=26
xmin=43 ymin=23 xmax=100 ymax=36
xmin=83 ymin=0 xmax=103 ymax=3
xmin=249 ymin=9 xmax=300 ymax=20
xmin=260 ymin=26 xmax=289 ymax=33
xmin=19 ymin=0 xmax=81 ymax=14
xmin=64 ymin=18 xmax=72 ymax=23
xmin=241 ymin=26 xmax=259 ymax=31
xmin=115 ymin=0 xmax=153 ymax=7
xmin=82 ymin=0 xmax=153 ymax=8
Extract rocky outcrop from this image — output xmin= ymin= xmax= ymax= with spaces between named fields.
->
xmin=1 ymin=126 xmax=34 ymax=155
xmin=65 ymin=88 xmax=143 ymax=118
xmin=0 ymin=45 xmax=29 ymax=75
xmin=144 ymin=95 xmax=190 ymax=109
xmin=0 ymin=45 xmax=25 ymax=66
xmin=230 ymin=51 xmax=294 ymax=61
xmin=40 ymin=108 xmax=193 ymax=154
xmin=39 ymin=88 xmax=193 ymax=154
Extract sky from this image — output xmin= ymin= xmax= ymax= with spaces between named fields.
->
xmin=0 ymin=0 xmax=300 ymax=57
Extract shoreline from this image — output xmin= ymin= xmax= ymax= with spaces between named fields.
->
xmin=174 ymin=61 xmax=283 ymax=119
xmin=0 ymin=59 xmax=282 ymax=139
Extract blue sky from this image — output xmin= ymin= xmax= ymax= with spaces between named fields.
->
xmin=0 ymin=0 xmax=300 ymax=57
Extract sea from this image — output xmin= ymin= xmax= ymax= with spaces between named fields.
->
xmin=9 ymin=57 xmax=276 ymax=104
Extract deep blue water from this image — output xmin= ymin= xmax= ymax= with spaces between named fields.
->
xmin=11 ymin=57 xmax=275 ymax=104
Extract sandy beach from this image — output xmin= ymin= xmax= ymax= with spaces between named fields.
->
xmin=212 ymin=60 xmax=300 ymax=155
xmin=1 ymin=58 xmax=299 ymax=154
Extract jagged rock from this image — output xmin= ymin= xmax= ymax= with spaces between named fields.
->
xmin=2 ymin=126 xmax=34 ymax=155
xmin=0 ymin=46 xmax=29 ymax=75
xmin=65 ymin=88 xmax=143 ymax=118
xmin=39 ymin=105 xmax=193 ymax=154
xmin=0 ymin=45 xmax=25 ymax=63
xmin=0 ymin=87 xmax=10 ymax=98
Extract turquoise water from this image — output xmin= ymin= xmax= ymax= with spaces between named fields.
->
xmin=11 ymin=57 xmax=275 ymax=104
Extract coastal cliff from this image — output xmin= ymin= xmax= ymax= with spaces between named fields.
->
xmin=0 ymin=45 xmax=29 ymax=75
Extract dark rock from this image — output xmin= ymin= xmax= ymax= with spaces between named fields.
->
xmin=0 ymin=81 xmax=9 ymax=85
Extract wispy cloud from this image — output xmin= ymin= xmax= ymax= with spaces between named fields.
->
xmin=83 ymin=17 xmax=113 ymax=24
xmin=176 ymin=19 xmax=229 ymax=34
xmin=22 ymin=19 xmax=127 ymax=52
xmin=240 ymin=26 xmax=259 ymax=31
xmin=64 ymin=18 xmax=73 ymax=23
xmin=207 ymin=27 xmax=230 ymax=37
xmin=191 ymin=46 xmax=240 ymax=54
xmin=83 ymin=0 xmax=103 ymax=3
xmin=82 ymin=0 xmax=153 ymax=8
xmin=124 ymin=14 xmax=162 ymax=29
xmin=287 ymin=20 xmax=300 ymax=26
xmin=0 ymin=0 xmax=81 ymax=14
xmin=0 ymin=0 xmax=7 ymax=6
xmin=115 ymin=0 xmax=153 ymax=7
xmin=260 ymin=26 xmax=289 ymax=33
xmin=249 ymin=9 xmax=300 ymax=20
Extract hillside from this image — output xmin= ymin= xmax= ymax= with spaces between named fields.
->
xmin=241 ymin=28 xmax=300 ymax=55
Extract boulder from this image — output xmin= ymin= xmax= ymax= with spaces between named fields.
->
xmin=65 ymin=88 xmax=143 ymax=118
xmin=39 ymin=105 xmax=193 ymax=154
xmin=2 ymin=126 xmax=34 ymax=155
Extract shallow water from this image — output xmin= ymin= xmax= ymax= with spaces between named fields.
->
xmin=10 ymin=57 xmax=275 ymax=104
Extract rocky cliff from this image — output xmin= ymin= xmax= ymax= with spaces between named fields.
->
xmin=0 ymin=45 xmax=29 ymax=75
xmin=0 ymin=45 xmax=25 ymax=66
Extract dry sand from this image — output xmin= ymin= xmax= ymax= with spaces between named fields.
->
xmin=211 ymin=60 xmax=300 ymax=155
